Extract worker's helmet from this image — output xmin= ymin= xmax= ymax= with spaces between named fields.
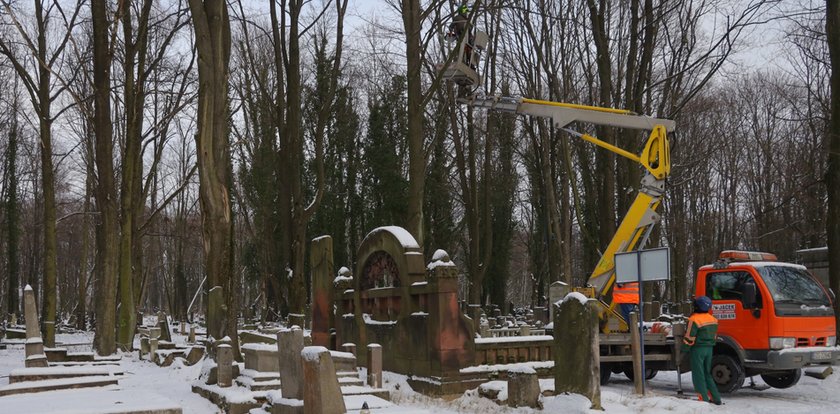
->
xmin=694 ymin=296 xmax=712 ymax=313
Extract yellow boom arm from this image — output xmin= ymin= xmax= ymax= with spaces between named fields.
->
xmin=463 ymin=95 xmax=675 ymax=330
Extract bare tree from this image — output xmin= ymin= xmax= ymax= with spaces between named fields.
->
xmin=826 ymin=0 xmax=840 ymax=336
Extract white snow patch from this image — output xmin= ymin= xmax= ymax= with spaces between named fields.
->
xmin=432 ymin=249 xmax=449 ymax=261
xmin=301 ymin=346 xmax=328 ymax=362
xmin=506 ymin=365 xmax=536 ymax=374
xmin=474 ymin=335 xmax=553 ymax=344
xmin=556 ymin=291 xmax=590 ymax=307
xmin=366 ymin=226 xmax=420 ymax=249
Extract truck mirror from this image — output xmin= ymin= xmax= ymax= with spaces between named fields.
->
xmin=742 ymin=281 xmax=757 ymax=309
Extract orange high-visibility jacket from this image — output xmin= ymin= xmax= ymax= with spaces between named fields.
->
xmin=613 ymin=282 xmax=640 ymax=304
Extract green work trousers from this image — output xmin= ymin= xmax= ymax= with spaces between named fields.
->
xmin=690 ymin=346 xmax=721 ymax=403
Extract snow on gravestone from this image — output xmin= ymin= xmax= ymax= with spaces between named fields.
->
xmin=301 ymin=346 xmax=346 ymax=414
xmin=553 ymin=292 xmax=601 ymax=409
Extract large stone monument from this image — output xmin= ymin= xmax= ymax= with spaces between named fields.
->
xmin=332 ymin=227 xmax=475 ymax=395
xmin=23 ymin=285 xmax=48 ymax=368
xmin=553 ymin=292 xmax=601 ymax=409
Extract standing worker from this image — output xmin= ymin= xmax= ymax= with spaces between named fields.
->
xmin=613 ymin=282 xmax=640 ymax=327
xmin=683 ymin=296 xmax=722 ymax=405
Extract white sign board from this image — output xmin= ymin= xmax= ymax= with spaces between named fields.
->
xmin=615 ymin=247 xmax=671 ymax=283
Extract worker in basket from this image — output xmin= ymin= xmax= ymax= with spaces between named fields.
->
xmin=447 ymin=4 xmax=474 ymax=66
xmin=613 ymin=281 xmax=640 ymax=327
xmin=683 ymin=296 xmax=722 ymax=405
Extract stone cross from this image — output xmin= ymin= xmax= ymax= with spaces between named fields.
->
xmin=278 ymin=326 xmax=305 ymax=399
xmin=553 ymin=293 xmax=601 ymax=409
xmin=23 ymin=285 xmax=48 ymax=368
xmin=301 ymin=346 xmax=346 ymax=414
xmin=366 ymin=344 xmax=382 ymax=388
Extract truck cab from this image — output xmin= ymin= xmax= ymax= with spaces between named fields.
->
xmin=695 ymin=250 xmax=840 ymax=392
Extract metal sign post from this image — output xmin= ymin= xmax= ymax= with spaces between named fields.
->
xmin=615 ymin=247 xmax=672 ymax=396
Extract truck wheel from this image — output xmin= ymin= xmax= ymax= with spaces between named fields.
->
xmin=711 ymin=354 xmax=745 ymax=393
xmin=761 ymin=369 xmax=802 ymax=389
xmin=600 ymin=364 xmax=612 ymax=385
xmin=622 ymin=368 xmax=657 ymax=381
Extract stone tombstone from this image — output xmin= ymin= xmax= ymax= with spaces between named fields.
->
xmin=140 ymin=337 xmax=150 ymax=358
xmin=301 ymin=346 xmax=346 ymax=414
xmin=366 ymin=343 xmax=382 ymax=388
xmin=507 ymin=366 xmax=541 ymax=408
xmin=311 ymin=235 xmax=335 ymax=348
xmin=23 ymin=285 xmax=48 ymax=367
xmin=289 ymin=314 xmax=305 ymax=330
xmin=157 ymin=311 xmax=172 ymax=342
xmin=548 ymin=281 xmax=570 ymax=322
xmin=553 ymin=292 xmax=601 ymax=409
xmin=278 ymin=326 xmax=305 ymax=399
xmin=146 ymin=326 xmax=159 ymax=360
xmin=217 ymin=337 xmax=234 ymax=387
xmin=341 ymin=343 xmax=356 ymax=357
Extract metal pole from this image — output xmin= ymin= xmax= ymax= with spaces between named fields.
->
xmin=637 ymin=251 xmax=646 ymax=395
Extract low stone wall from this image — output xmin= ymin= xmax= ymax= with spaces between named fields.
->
xmin=473 ymin=336 xmax=553 ymax=365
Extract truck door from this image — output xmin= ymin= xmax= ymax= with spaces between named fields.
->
xmin=705 ymin=270 xmax=769 ymax=350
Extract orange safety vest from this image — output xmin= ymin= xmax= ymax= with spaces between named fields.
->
xmin=613 ymin=282 xmax=640 ymax=304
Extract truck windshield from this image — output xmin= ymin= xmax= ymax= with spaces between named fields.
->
xmin=757 ymin=266 xmax=833 ymax=316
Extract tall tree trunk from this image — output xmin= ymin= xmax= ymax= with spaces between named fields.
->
xmin=826 ymin=0 xmax=840 ymax=337
xmin=402 ymin=0 xmax=425 ymax=245
xmin=6 ymin=95 xmax=20 ymax=320
xmin=78 ymin=167 xmax=92 ymax=331
xmin=187 ymin=0 xmax=238 ymax=355
xmin=92 ymin=0 xmax=119 ymax=355
xmin=586 ymin=0 xmax=617 ymax=256
xmin=32 ymin=0 xmax=59 ymax=349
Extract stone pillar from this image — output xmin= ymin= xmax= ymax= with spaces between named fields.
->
xmin=519 ymin=325 xmax=531 ymax=337
xmin=189 ymin=325 xmax=196 ymax=343
xmin=180 ymin=321 xmax=186 ymax=335
xmin=310 ymin=236 xmax=335 ymax=348
xmin=217 ymin=337 xmax=233 ymax=387
xmin=301 ymin=346 xmax=346 ymax=414
xmin=342 ymin=343 xmax=356 ymax=357
xmin=553 ymin=293 xmax=601 ymax=409
xmin=426 ymin=250 xmax=475 ymax=376
xmin=23 ymin=285 xmax=48 ymax=367
xmin=278 ymin=326 xmax=305 ymax=399
xmin=366 ymin=344 xmax=382 ymax=388
xmin=508 ymin=367 xmax=540 ymax=408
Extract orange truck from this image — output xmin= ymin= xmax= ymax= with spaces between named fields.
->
xmin=694 ymin=250 xmax=839 ymax=392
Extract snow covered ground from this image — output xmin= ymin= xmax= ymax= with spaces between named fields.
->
xmin=1 ymin=331 xmax=838 ymax=413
